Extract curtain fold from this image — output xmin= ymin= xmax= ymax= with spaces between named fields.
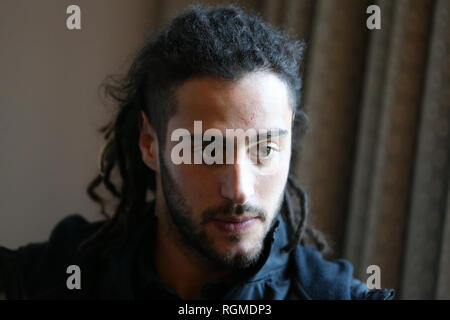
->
xmin=361 ymin=0 xmax=434 ymax=295
xmin=400 ymin=0 xmax=450 ymax=299
xmin=293 ymin=0 xmax=370 ymax=256
xmin=343 ymin=0 xmax=396 ymax=281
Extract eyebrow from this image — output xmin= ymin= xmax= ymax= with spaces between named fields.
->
xmin=257 ymin=129 xmax=289 ymax=139
xmin=187 ymin=128 xmax=289 ymax=144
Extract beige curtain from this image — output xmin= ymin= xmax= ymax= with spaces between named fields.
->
xmin=150 ymin=0 xmax=450 ymax=299
xmin=294 ymin=0 xmax=449 ymax=300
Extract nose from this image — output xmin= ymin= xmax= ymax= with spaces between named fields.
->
xmin=220 ymin=158 xmax=255 ymax=204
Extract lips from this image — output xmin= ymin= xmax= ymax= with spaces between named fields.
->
xmin=211 ymin=216 xmax=258 ymax=233
xmin=214 ymin=216 xmax=255 ymax=223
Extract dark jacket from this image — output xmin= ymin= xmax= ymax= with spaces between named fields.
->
xmin=0 ymin=204 xmax=395 ymax=300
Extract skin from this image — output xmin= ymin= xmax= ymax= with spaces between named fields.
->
xmin=138 ymin=71 xmax=293 ymax=299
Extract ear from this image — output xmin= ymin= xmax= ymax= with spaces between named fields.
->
xmin=139 ymin=110 xmax=159 ymax=172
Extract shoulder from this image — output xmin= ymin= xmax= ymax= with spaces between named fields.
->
xmin=16 ymin=214 xmax=104 ymax=271
xmin=290 ymin=245 xmax=395 ymax=300
xmin=0 ymin=214 xmax=105 ymax=299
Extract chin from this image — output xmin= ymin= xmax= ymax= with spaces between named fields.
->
xmin=198 ymin=223 xmax=268 ymax=269
xmin=211 ymin=236 xmax=264 ymax=266
xmin=221 ymin=245 xmax=263 ymax=270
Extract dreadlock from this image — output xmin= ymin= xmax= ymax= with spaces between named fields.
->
xmin=79 ymin=4 xmax=331 ymax=259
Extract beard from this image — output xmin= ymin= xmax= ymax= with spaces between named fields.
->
xmin=158 ymin=153 xmax=284 ymax=270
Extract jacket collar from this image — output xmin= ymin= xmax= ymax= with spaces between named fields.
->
xmin=244 ymin=213 xmax=291 ymax=282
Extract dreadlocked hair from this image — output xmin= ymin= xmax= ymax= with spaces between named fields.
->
xmin=79 ymin=4 xmax=331 ymax=259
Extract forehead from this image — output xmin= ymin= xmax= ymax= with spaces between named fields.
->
xmin=169 ymin=72 xmax=292 ymax=133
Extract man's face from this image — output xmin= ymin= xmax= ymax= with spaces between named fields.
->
xmin=158 ymin=71 xmax=292 ymax=269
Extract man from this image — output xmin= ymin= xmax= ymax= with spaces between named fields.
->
xmin=0 ymin=5 xmax=394 ymax=300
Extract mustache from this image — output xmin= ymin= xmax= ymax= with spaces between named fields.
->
xmin=201 ymin=202 xmax=267 ymax=224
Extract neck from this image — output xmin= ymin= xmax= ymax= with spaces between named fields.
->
xmin=153 ymin=193 xmax=231 ymax=300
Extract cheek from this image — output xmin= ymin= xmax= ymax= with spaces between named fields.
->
xmin=169 ymin=164 xmax=219 ymax=208
xmin=255 ymin=173 xmax=286 ymax=201
xmin=255 ymin=156 xmax=290 ymax=207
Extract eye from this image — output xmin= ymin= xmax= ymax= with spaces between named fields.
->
xmin=249 ymin=142 xmax=279 ymax=164
xmin=258 ymin=145 xmax=274 ymax=159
